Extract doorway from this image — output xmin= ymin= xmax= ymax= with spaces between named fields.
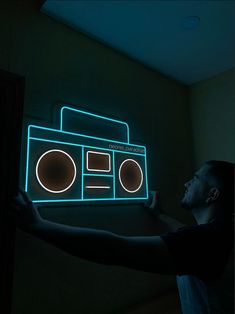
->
xmin=0 ymin=69 xmax=25 ymax=314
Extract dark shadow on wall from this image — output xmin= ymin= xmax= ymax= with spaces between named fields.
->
xmin=0 ymin=69 xmax=24 ymax=314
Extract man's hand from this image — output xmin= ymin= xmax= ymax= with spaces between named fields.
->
xmin=144 ymin=191 xmax=162 ymax=217
xmin=9 ymin=189 xmax=42 ymax=231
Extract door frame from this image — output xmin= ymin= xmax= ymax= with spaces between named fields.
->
xmin=0 ymin=69 xmax=25 ymax=314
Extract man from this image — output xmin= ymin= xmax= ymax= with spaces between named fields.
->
xmin=11 ymin=160 xmax=234 ymax=313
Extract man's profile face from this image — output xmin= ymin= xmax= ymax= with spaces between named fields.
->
xmin=181 ymin=165 xmax=211 ymax=210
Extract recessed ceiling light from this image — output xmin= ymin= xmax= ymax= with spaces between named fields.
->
xmin=182 ymin=16 xmax=200 ymax=29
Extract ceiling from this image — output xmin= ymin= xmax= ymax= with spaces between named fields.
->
xmin=41 ymin=0 xmax=235 ymax=85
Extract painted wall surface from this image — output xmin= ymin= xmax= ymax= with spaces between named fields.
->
xmin=1 ymin=0 xmax=194 ymax=313
xmin=190 ymin=69 xmax=235 ymax=167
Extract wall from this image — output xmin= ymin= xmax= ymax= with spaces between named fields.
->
xmin=190 ymin=69 xmax=235 ymax=167
xmin=0 ymin=0 xmax=195 ymax=313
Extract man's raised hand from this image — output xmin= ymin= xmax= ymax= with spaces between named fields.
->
xmin=9 ymin=189 xmax=42 ymax=231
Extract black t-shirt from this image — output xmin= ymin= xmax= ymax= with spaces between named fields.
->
xmin=161 ymin=220 xmax=234 ymax=281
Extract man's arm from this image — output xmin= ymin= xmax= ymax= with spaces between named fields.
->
xmin=11 ymin=190 xmax=176 ymax=275
xmin=28 ymin=219 xmax=176 ymax=274
xmin=158 ymin=214 xmax=185 ymax=231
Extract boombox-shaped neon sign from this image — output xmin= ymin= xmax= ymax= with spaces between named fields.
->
xmin=25 ymin=106 xmax=148 ymax=204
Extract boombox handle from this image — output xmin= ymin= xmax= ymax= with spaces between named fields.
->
xmin=59 ymin=105 xmax=130 ymax=144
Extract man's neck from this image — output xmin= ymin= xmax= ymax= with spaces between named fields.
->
xmin=192 ymin=206 xmax=216 ymax=225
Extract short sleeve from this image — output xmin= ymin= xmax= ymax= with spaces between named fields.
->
xmin=160 ymin=224 xmax=231 ymax=281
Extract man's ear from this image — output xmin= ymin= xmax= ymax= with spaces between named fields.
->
xmin=206 ymin=187 xmax=220 ymax=203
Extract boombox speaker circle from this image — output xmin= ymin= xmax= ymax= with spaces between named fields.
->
xmin=35 ymin=149 xmax=77 ymax=193
xmin=119 ymin=159 xmax=143 ymax=193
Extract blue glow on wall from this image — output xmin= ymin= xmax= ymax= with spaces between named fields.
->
xmin=25 ymin=105 xmax=148 ymax=204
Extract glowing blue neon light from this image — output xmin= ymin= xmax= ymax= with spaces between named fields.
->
xmin=60 ymin=106 xmax=130 ymax=143
xmin=81 ymin=146 xmax=84 ymax=200
xmin=29 ymin=136 xmax=145 ymax=156
xmin=25 ymin=105 xmax=148 ymax=203
xmin=83 ymin=174 xmax=113 ymax=177
xmin=33 ymin=197 xmax=148 ymax=203
xmin=112 ymin=151 xmax=115 ymax=199
xmin=25 ymin=127 xmax=31 ymax=191
xmin=144 ymin=149 xmax=149 ymax=200
xmin=28 ymin=124 xmax=145 ymax=150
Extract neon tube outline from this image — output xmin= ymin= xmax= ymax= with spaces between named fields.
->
xmin=85 ymin=186 xmax=111 ymax=189
xmin=86 ymin=150 xmax=111 ymax=172
xmin=118 ymin=159 xmax=143 ymax=193
xmin=26 ymin=137 xmax=147 ymax=202
xmin=25 ymin=105 xmax=148 ymax=203
xmin=35 ymin=149 xmax=77 ymax=194
xmin=60 ymin=105 xmax=130 ymax=143
xmin=33 ymin=197 xmax=148 ymax=203
xmin=27 ymin=124 xmax=145 ymax=150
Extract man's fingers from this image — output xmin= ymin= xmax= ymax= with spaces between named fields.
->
xmin=19 ymin=189 xmax=32 ymax=204
xmin=12 ymin=194 xmax=25 ymax=208
xmin=9 ymin=202 xmax=19 ymax=210
xmin=9 ymin=202 xmax=24 ymax=213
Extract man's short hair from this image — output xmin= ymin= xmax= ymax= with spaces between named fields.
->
xmin=205 ymin=160 xmax=234 ymax=221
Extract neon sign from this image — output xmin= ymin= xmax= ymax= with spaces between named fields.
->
xmin=25 ymin=105 xmax=148 ymax=203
